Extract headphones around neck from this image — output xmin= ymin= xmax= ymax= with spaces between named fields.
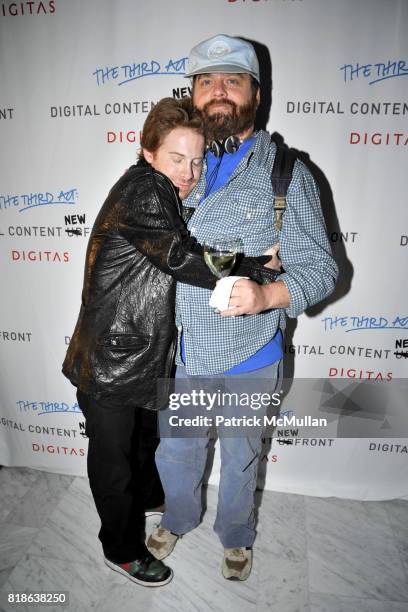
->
xmin=208 ymin=135 xmax=242 ymax=157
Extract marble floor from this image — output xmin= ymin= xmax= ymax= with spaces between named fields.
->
xmin=0 ymin=467 xmax=407 ymax=612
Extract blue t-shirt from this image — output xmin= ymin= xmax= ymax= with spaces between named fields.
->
xmin=181 ymin=137 xmax=283 ymax=374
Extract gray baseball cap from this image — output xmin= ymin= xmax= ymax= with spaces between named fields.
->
xmin=185 ymin=34 xmax=260 ymax=83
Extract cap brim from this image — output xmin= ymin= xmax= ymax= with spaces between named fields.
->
xmin=185 ymin=64 xmax=259 ymax=82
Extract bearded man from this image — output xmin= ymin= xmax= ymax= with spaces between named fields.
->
xmin=147 ymin=34 xmax=337 ymax=581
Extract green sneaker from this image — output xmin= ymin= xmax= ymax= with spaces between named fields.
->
xmin=104 ymin=552 xmax=173 ymax=587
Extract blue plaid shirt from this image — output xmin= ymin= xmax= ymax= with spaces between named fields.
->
xmin=175 ymin=130 xmax=338 ymax=375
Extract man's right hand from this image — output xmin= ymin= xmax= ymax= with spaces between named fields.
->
xmin=219 ymin=278 xmax=290 ymax=316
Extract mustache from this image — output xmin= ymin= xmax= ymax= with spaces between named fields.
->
xmin=202 ymin=99 xmax=237 ymax=113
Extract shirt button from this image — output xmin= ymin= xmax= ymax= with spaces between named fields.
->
xmin=195 ymin=194 xmax=201 ymax=199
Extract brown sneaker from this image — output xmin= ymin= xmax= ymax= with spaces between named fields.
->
xmin=222 ymin=547 xmax=252 ymax=581
xmin=147 ymin=526 xmax=179 ymax=560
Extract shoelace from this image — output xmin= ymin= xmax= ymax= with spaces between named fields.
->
xmin=230 ymin=548 xmax=245 ymax=559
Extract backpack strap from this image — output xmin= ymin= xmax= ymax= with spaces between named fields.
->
xmin=271 ymin=142 xmax=297 ymax=231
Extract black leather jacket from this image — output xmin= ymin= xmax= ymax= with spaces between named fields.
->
xmin=62 ymin=162 xmax=276 ymax=410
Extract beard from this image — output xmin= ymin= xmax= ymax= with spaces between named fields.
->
xmin=200 ymin=97 xmax=258 ymax=142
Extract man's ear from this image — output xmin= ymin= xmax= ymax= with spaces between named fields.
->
xmin=255 ymin=87 xmax=261 ymax=109
xmin=142 ymin=149 xmax=154 ymax=163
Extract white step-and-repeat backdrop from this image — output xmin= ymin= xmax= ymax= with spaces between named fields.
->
xmin=1 ymin=0 xmax=407 ymax=500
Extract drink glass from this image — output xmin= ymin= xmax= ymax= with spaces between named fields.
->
xmin=203 ymin=237 xmax=244 ymax=279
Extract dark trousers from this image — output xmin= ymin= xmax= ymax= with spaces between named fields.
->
xmin=77 ymin=390 xmax=164 ymax=563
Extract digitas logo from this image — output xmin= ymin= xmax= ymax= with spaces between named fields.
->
xmin=1 ymin=1 xmax=55 ymax=16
